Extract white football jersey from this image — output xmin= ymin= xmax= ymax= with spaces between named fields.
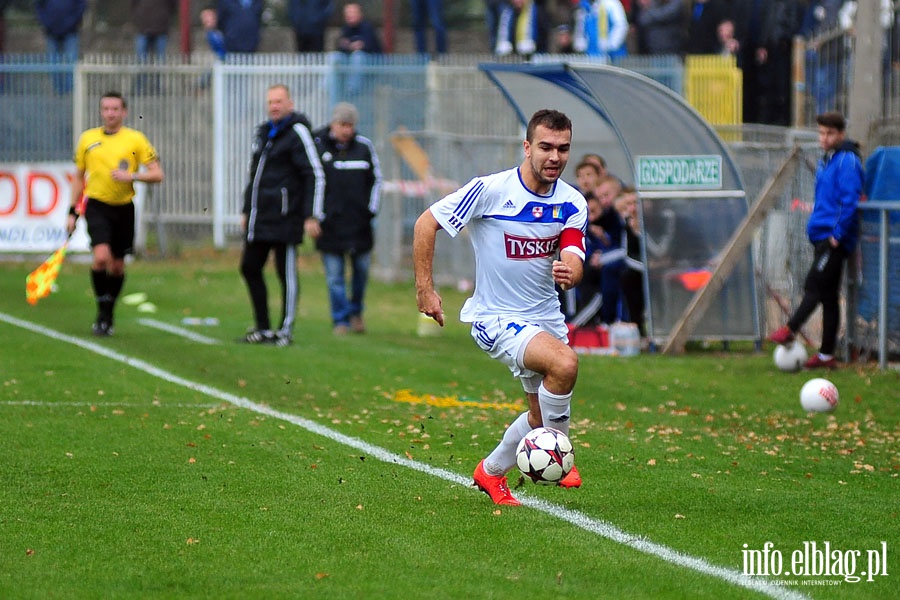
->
xmin=430 ymin=166 xmax=587 ymax=323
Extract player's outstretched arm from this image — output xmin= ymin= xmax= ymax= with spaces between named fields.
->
xmin=413 ymin=209 xmax=444 ymax=327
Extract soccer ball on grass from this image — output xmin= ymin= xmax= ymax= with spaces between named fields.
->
xmin=516 ymin=427 xmax=575 ymax=484
xmin=799 ymin=378 xmax=839 ymax=413
xmin=773 ymin=342 xmax=808 ymax=372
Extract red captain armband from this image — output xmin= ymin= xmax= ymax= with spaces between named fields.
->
xmin=559 ymin=227 xmax=585 ymax=261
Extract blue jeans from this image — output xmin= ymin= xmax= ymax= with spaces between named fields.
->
xmin=484 ymin=1 xmax=503 ymax=53
xmin=328 ymin=50 xmax=371 ymax=105
xmin=411 ymin=0 xmax=447 ymax=54
xmin=321 ymin=251 xmax=371 ymax=326
xmin=135 ymin=34 xmax=168 ymax=62
xmin=46 ymin=33 xmax=78 ymax=93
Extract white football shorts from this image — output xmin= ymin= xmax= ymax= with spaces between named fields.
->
xmin=469 ymin=316 xmax=568 ymax=392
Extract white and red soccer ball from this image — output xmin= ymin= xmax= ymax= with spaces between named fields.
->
xmin=516 ymin=427 xmax=575 ymax=484
xmin=800 ymin=378 xmax=839 ymax=413
xmin=773 ymin=342 xmax=808 ymax=372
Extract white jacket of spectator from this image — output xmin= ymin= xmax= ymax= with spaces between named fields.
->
xmin=572 ymin=0 xmax=629 ymax=57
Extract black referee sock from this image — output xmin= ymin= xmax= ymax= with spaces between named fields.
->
xmin=91 ymin=269 xmax=109 ymax=302
xmin=106 ymin=274 xmax=125 ymax=323
xmin=107 ymin=273 xmax=125 ymax=305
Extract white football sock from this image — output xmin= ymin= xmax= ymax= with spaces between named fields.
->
xmin=538 ymin=382 xmax=572 ymax=436
xmin=484 ymin=412 xmax=532 ymax=476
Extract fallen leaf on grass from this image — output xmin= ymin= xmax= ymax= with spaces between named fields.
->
xmin=315 ymin=573 xmax=329 ymax=580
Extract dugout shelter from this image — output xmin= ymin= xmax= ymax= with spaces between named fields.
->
xmin=480 ymin=62 xmax=761 ymax=346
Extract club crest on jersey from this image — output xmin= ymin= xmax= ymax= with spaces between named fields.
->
xmin=532 ymin=206 xmax=544 ymax=219
xmin=504 ymin=233 xmax=559 ymax=259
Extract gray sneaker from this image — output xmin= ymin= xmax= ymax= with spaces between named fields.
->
xmin=242 ymin=329 xmax=276 ymax=344
xmin=274 ymin=332 xmax=292 ymax=347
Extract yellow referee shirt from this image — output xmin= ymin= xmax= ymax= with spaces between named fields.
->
xmin=73 ymin=126 xmax=159 ymax=206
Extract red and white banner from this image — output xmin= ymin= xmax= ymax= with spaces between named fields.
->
xmin=0 ymin=163 xmax=90 ymax=253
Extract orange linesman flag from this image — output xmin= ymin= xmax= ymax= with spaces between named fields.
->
xmin=25 ymin=242 xmax=69 ymax=305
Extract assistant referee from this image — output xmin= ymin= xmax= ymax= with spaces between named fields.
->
xmin=66 ymin=91 xmax=164 ymax=336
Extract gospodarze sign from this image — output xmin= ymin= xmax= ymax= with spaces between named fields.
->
xmin=636 ymin=155 xmax=723 ymax=190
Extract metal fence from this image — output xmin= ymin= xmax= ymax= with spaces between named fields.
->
xmin=1 ymin=52 xmax=896 ymax=355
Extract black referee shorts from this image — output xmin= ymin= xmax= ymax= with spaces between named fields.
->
xmin=84 ymin=198 xmax=135 ymax=258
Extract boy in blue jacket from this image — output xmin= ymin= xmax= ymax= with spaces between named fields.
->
xmin=769 ymin=112 xmax=863 ymax=369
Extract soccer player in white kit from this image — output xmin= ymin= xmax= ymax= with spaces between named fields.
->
xmin=413 ymin=109 xmax=588 ymax=505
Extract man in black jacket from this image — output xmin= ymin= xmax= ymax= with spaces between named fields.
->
xmin=240 ymin=83 xmax=325 ymax=345
xmin=306 ymin=102 xmax=382 ymax=335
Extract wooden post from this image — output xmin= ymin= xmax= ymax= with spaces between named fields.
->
xmin=662 ymin=148 xmax=801 ymax=354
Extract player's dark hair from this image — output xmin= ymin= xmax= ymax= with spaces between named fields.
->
xmin=526 ymin=109 xmax=572 ymax=142
xmin=816 ymin=111 xmax=845 ymax=131
xmin=100 ymin=91 xmax=127 ymax=109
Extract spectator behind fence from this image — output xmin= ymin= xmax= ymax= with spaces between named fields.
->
xmin=554 ymin=24 xmax=578 ymax=53
xmin=634 ymin=0 xmax=686 ymax=55
xmin=572 ymin=0 xmax=629 ymax=59
xmin=289 ymin=0 xmax=334 ymax=52
xmin=716 ymin=18 xmax=740 ymax=63
xmin=799 ymin=0 xmax=854 ymax=114
xmin=330 ymin=2 xmax=382 ymax=103
xmin=201 ymin=7 xmax=227 ymax=60
xmin=729 ymin=0 xmax=802 ymax=125
xmin=768 ymin=111 xmax=862 ymax=370
xmin=686 ymin=0 xmax=725 ymax=55
xmin=217 ymin=0 xmax=263 ymax=53
xmin=495 ymin=0 xmax=551 ymax=57
xmin=580 ymin=152 xmax=608 ymax=177
xmin=239 ymin=84 xmax=325 ymax=347
xmin=132 ymin=0 xmax=177 ymax=62
xmin=36 ymin=0 xmax=86 ymax=93
xmin=411 ymin=0 xmax=448 ymax=54
xmin=566 ymin=192 xmax=605 ymax=326
xmin=591 ymin=174 xmax=627 ymax=324
xmin=0 ymin=0 xmax=9 ymax=55
xmin=484 ymin=0 xmax=506 ymax=52
xmin=574 ymin=158 xmax=601 ymax=196
xmin=307 ymin=102 xmax=383 ymax=336
xmin=615 ymin=189 xmax=646 ymax=337
xmin=755 ymin=0 xmax=803 ymax=125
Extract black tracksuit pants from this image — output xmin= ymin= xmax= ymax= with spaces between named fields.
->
xmin=788 ymin=240 xmax=848 ymax=356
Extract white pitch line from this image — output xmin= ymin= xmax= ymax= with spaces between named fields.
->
xmin=0 ymin=400 xmax=222 ymax=408
xmin=137 ymin=318 xmax=220 ymax=344
xmin=0 ymin=310 xmax=808 ymax=600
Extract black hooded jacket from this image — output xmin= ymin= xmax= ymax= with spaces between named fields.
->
xmin=243 ymin=112 xmax=325 ymax=244
xmin=311 ymin=126 xmax=382 ymax=254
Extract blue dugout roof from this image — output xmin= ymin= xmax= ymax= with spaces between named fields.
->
xmin=478 ymin=62 xmax=744 ymax=191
